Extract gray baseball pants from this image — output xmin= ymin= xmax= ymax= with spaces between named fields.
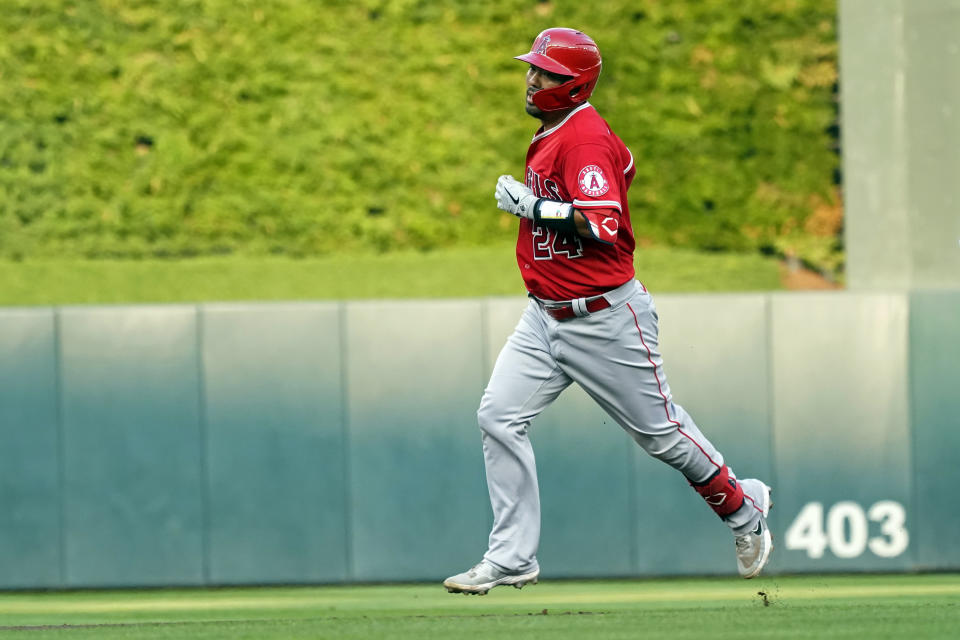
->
xmin=478 ymin=279 xmax=764 ymax=573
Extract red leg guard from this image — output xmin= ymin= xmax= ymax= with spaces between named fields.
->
xmin=690 ymin=465 xmax=744 ymax=518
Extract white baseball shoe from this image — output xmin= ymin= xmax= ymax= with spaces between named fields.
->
xmin=443 ymin=560 xmax=540 ymax=595
xmin=735 ymin=480 xmax=773 ymax=579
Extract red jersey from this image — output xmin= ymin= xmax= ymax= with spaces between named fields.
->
xmin=516 ymin=103 xmax=636 ymax=300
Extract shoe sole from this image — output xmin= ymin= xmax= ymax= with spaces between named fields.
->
xmin=444 ymin=572 xmax=539 ymax=596
xmin=742 ymin=483 xmax=774 ymax=579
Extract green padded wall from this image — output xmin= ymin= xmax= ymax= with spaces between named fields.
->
xmin=534 ymin=388 xmax=635 ymax=577
xmin=481 ymin=297 xmax=529 ymax=372
xmin=345 ymin=301 xmax=490 ymax=582
xmin=58 ymin=306 xmax=204 ymax=586
xmin=2 ymin=289 xmax=959 ymax=589
xmin=201 ymin=303 xmax=348 ymax=584
xmin=770 ymin=293 xmax=913 ymax=572
xmin=909 ymin=291 xmax=960 ymax=570
xmin=0 ymin=309 xmax=61 ymax=587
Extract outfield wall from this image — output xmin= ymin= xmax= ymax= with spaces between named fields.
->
xmin=1 ymin=290 xmax=958 ymax=589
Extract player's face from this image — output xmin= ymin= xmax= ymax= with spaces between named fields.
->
xmin=525 ymin=65 xmax=571 ymax=119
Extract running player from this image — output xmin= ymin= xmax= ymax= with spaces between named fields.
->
xmin=443 ymin=28 xmax=773 ymax=595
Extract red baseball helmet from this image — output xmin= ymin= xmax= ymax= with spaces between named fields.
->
xmin=515 ymin=28 xmax=602 ymax=112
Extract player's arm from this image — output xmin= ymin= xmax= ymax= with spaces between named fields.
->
xmin=495 ymin=175 xmax=614 ymax=242
xmin=560 ymin=144 xmax=632 ymax=244
xmin=536 ymin=206 xmax=598 ymax=240
xmin=571 ymin=210 xmax=592 ymax=238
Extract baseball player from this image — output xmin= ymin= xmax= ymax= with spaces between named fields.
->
xmin=444 ymin=28 xmax=772 ymax=595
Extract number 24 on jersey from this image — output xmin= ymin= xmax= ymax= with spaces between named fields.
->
xmin=532 ymin=226 xmax=583 ymax=260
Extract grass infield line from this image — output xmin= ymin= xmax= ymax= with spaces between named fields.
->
xmin=2 ymin=580 xmax=958 ymax=615
xmin=0 ymin=610 xmax=608 ymax=632
xmin=1 ymin=577 xmax=957 ymax=640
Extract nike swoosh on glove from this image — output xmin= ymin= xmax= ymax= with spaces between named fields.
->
xmin=495 ymin=175 xmax=539 ymax=219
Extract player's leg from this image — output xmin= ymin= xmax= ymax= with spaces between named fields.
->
xmin=555 ymin=282 xmax=772 ymax=576
xmin=444 ymin=302 xmax=572 ymax=594
xmin=553 ymin=284 xmax=720 ymax=481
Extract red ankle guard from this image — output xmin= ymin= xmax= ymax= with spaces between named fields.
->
xmin=690 ymin=465 xmax=744 ymax=518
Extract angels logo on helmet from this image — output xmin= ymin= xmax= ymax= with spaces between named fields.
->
xmin=534 ymin=34 xmax=551 ymax=55
xmin=515 ymin=28 xmax=602 ymax=112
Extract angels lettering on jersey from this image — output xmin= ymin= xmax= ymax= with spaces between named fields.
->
xmin=525 ymin=167 xmax=584 ymax=260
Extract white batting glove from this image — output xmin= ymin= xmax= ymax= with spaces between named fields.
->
xmin=495 ymin=175 xmax=539 ymax=220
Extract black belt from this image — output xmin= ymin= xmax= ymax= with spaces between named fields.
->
xmin=541 ymin=296 xmax=611 ymax=321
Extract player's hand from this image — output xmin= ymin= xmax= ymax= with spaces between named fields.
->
xmin=495 ymin=175 xmax=538 ymax=220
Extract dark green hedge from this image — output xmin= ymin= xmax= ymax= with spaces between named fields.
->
xmin=0 ymin=0 xmax=841 ymax=272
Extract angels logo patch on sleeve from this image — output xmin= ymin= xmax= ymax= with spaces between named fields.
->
xmin=578 ymin=165 xmax=609 ymax=197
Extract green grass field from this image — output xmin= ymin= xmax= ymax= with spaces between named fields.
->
xmin=0 ymin=244 xmax=785 ymax=306
xmin=1 ymin=574 xmax=957 ymax=639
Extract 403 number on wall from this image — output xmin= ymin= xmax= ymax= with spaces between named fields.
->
xmin=784 ymin=501 xmax=909 ymax=559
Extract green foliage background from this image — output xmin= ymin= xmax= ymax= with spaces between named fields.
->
xmin=0 ymin=0 xmax=841 ymax=272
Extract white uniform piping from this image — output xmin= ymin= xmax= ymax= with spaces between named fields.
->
xmin=531 ymin=102 xmax=593 ymax=143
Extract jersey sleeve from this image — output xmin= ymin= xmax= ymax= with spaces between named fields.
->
xmin=562 ymin=143 xmax=629 ymax=245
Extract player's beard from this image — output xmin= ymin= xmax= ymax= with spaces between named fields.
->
xmin=525 ymin=91 xmax=544 ymax=119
